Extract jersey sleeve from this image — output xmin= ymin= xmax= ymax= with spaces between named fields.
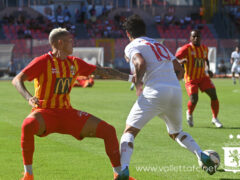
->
xmin=175 ymin=46 xmax=188 ymax=59
xmin=124 ymin=44 xmax=141 ymax=62
xmin=75 ymin=58 xmax=96 ymax=76
xmin=22 ymin=56 xmax=46 ymax=81
xmin=231 ymin=52 xmax=235 ymax=58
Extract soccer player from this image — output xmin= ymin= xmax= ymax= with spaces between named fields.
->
xmin=120 ymin=14 xmax=217 ymax=179
xmin=230 ymin=45 xmax=240 ymax=84
xmin=175 ymin=30 xmax=223 ymax=128
xmin=12 ymin=27 xmax=133 ymax=180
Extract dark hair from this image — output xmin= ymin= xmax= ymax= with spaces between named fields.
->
xmin=191 ymin=29 xmax=201 ymax=35
xmin=123 ymin=14 xmax=146 ymax=38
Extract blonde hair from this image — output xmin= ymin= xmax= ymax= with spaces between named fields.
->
xmin=49 ymin=27 xmax=70 ymax=45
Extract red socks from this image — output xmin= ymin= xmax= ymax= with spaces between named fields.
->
xmin=21 ymin=118 xmax=39 ymax=165
xmin=211 ymin=99 xmax=219 ymax=118
xmin=188 ymin=99 xmax=219 ymax=118
xmin=187 ymin=100 xmax=196 ymax=115
xmin=96 ymin=121 xmax=121 ymax=167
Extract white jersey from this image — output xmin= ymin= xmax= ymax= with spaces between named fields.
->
xmin=231 ymin=51 xmax=240 ymax=65
xmin=124 ymin=37 xmax=180 ymax=96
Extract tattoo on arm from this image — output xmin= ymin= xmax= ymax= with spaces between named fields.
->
xmin=92 ymin=66 xmax=129 ymax=80
xmin=132 ymin=53 xmax=146 ymax=86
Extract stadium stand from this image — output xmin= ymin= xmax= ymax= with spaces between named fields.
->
xmin=1 ymin=0 xmax=240 ymax=75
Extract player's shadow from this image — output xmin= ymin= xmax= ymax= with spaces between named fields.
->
xmin=220 ymin=179 xmax=240 ymax=180
xmin=195 ymin=126 xmax=240 ymax=129
xmin=217 ymin=169 xmax=240 ymax=180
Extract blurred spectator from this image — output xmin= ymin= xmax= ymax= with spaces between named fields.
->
xmin=47 ymin=10 xmax=56 ymax=23
xmin=89 ymin=4 xmax=96 ymax=23
xmin=17 ymin=27 xmax=24 ymax=39
xmin=63 ymin=6 xmax=71 ymax=23
xmin=179 ymin=17 xmax=186 ymax=29
xmin=218 ymin=59 xmax=227 ymax=77
xmin=75 ymin=8 xmax=81 ymax=23
xmin=102 ymin=5 xmax=108 ymax=17
xmin=80 ymin=2 xmax=87 ymax=23
xmin=184 ymin=14 xmax=191 ymax=25
xmin=154 ymin=15 xmax=161 ymax=24
xmin=163 ymin=13 xmax=174 ymax=31
xmin=56 ymin=5 xmax=62 ymax=16
xmin=24 ymin=27 xmax=32 ymax=39
xmin=199 ymin=6 xmax=205 ymax=23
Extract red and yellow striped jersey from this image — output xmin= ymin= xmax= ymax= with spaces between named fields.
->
xmin=22 ymin=51 xmax=96 ymax=109
xmin=175 ymin=43 xmax=208 ymax=82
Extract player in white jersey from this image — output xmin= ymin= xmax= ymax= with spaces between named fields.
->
xmin=230 ymin=45 xmax=240 ymax=84
xmin=119 ymin=15 xmax=217 ymax=179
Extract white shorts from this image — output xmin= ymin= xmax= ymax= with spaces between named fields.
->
xmin=231 ymin=62 xmax=240 ymax=73
xmin=126 ymin=86 xmax=182 ymax=134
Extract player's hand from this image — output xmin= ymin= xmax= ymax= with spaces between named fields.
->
xmin=178 ymin=58 xmax=188 ymax=64
xmin=207 ymin=70 xmax=214 ymax=78
xmin=175 ymin=68 xmax=185 ymax=80
xmin=28 ymin=96 xmax=40 ymax=108
xmin=135 ymin=82 xmax=143 ymax=96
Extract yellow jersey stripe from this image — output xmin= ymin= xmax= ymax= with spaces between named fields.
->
xmin=191 ymin=46 xmax=197 ymax=80
xmin=50 ymin=58 xmax=60 ymax=108
xmin=59 ymin=61 xmax=67 ymax=108
xmin=42 ymin=59 xmax=52 ymax=108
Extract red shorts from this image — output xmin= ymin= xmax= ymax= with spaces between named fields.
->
xmin=185 ymin=76 xmax=215 ymax=96
xmin=34 ymin=108 xmax=91 ymax=140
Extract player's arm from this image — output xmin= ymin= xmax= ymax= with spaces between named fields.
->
xmin=92 ymin=66 xmax=132 ymax=81
xmin=177 ymin=58 xmax=188 ymax=64
xmin=131 ymin=53 xmax=146 ymax=96
xmin=230 ymin=57 xmax=234 ymax=64
xmin=12 ymin=72 xmax=39 ymax=108
xmin=173 ymin=59 xmax=184 ymax=80
xmin=132 ymin=53 xmax=146 ymax=86
xmin=205 ymin=59 xmax=213 ymax=78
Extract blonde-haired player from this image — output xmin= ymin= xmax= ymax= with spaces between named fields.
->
xmin=13 ymin=27 xmax=134 ymax=180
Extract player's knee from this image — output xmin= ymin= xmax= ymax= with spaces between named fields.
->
xmin=22 ymin=118 xmax=39 ymax=135
xmin=107 ymin=124 xmax=116 ymax=136
xmin=120 ymin=132 xmax=135 ymax=149
xmin=96 ymin=121 xmax=117 ymax=138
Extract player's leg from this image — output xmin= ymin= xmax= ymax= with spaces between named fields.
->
xmin=120 ymin=94 xmax=158 ymax=178
xmin=238 ymin=72 xmax=240 ymax=84
xmin=185 ymin=81 xmax=199 ymax=127
xmin=232 ymin=72 xmax=236 ymax=84
xmin=199 ymin=77 xmax=222 ymax=128
xmin=21 ymin=111 xmax=46 ymax=180
xmin=231 ymin=64 xmax=236 ymax=84
xmin=204 ymin=88 xmax=222 ymax=128
xmin=120 ymin=125 xmax=140 ymax=170
xmin=160 ymin=87 xmax=202 ymax=159
xmin=79 ymin=114 xmax=123 ymax=176
xmin=162 ymin=88 xmax=216 ymax=175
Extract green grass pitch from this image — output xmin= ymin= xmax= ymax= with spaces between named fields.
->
xmin=0 ymin=79 xmax=240 ymax=180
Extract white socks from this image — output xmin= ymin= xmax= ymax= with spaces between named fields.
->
xmin=24 ymin=165 xmax=33 ymax=175
xmin=175 ymin=131 xmax=202 ymax=159
xmin=113 ymin=166 xmax=122 ymax=174
xmin=120 ymin=132 xmax=135 ymax=171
